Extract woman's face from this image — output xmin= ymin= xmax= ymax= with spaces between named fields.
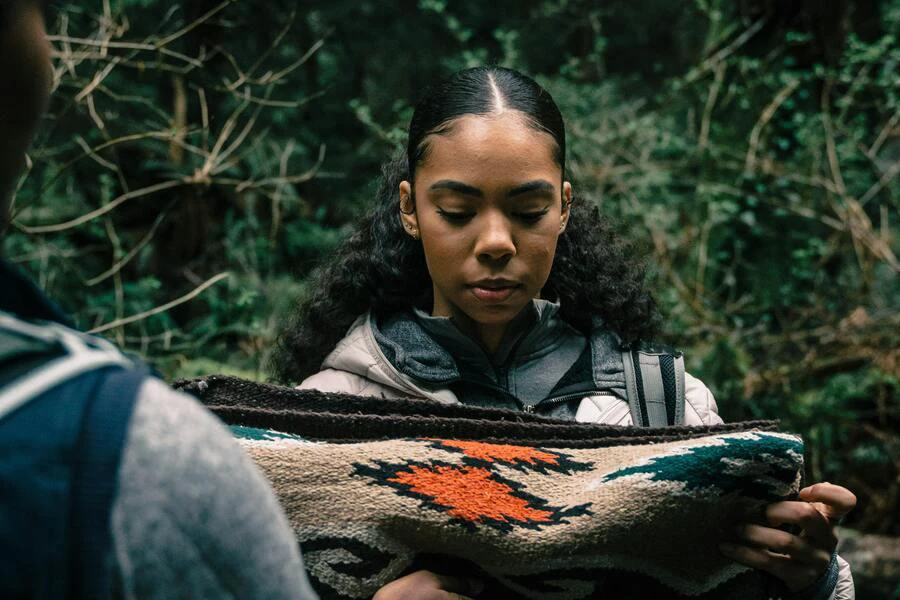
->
xmin=399 ymin=112 xmax=572 ymax=346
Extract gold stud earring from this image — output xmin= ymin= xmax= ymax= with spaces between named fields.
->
xmin=404 ymin=222 xmax=419 ymax=240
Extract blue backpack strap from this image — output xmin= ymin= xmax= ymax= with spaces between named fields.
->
xmin=622 ymin=348 xmax=686 ymax=426
xmin=0 ymin=314 xmax=132 ymax=421
xmin=0 ymin=311 xmax=146 ymax=597
xmin=70 ymin=366 xmax=146 ymax=597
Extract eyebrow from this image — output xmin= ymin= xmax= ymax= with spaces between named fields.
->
xmin=428 ymin=179 xmax=555 ymax=199
xmin=508 ymin=180 xmax=555 ymax=197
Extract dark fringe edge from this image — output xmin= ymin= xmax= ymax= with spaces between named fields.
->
xmin=175 ymin=375 xmax=782 ymax=447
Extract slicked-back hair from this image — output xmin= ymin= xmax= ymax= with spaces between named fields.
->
xmin=407 ymin=67 xmax=566 ymax=180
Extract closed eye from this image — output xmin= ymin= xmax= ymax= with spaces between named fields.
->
xmin=437 ymin=209 xmax=475 ymax=223
xmin=514 ymin=208 xmax=550 ymax=224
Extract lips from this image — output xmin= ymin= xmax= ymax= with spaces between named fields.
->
xmin=469 ymin=279 xmax=521 ymax=303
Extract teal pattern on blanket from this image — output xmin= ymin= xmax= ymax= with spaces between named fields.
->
xmin=230 ymin=425 xmax=308 ymax=442
xmin=598 ymin=432 xmax=803 ymax=500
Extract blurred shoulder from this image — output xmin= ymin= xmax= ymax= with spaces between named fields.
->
xmin=684 ymin=371 xmax=723 ymax=425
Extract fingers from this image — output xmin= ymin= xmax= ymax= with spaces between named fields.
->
xmin=373 ymin=570 xmax=484 ymax=600
xmin=765 ymin=500 xmax=837 ymax=551
xmin=430 ymin=573 xmax=484 ymax=597
xmin=719 ymin=542 xmax=824 ymax=592
xmin=721 ymin=482 xmax=854 ymax=592
xmin=735 ymin=523 xmax=832 ymax=566
xmin=798 ymin=483 xmax=857 ymax=521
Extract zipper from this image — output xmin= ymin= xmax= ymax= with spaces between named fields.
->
xmin=450 ymin=376 xmax=526 ymax=412
xmin=524 ymin=391 xmax=603 ymax=415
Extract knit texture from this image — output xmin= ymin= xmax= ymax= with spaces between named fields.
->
xmin=175 ymin=375 xmax=803 ymax=600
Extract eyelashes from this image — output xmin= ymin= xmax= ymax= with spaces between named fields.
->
xmin=436 ymin=209 xmax=474 ymax=223
xmin=436 ymin=208 xmax=550 ymax=225
xmin=516 ymin=208 xmax=550 ymax=224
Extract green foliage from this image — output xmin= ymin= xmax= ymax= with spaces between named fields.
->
xmin=5 ymin=0 xmax=899 ymax=534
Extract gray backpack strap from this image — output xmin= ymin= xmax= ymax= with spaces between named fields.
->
xmin=622 ymin=349 xmax=686 ymax=426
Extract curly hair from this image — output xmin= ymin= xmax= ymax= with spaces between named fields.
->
xmin=270 ymin=67 xmax=660 ymax=383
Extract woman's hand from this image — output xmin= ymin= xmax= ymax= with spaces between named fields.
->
xmin=373 ymin=570 xmax=484 ymax=600
xmin=720 ymin=482 xmax=856 ymax=592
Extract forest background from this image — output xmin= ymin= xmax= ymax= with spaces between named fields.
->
xmin=5 ymin=0 xmax=898 ymax=594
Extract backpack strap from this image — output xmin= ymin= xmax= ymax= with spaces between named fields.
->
xmin=0 ymin=313 xmax=133 ymax=421
xmin=70 ymin=366 xmax=146 ymax=597
xmin=622 ymin=348 xmax=686 ymax=426
xmin=0 ymin=311 xmax=146 ymax=597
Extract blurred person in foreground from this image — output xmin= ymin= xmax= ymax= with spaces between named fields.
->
xmin=0 ymin=1 xmax=317 ymax=597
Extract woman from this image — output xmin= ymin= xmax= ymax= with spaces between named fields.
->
xmin=274 ymin=67 xmax=854 ymax=599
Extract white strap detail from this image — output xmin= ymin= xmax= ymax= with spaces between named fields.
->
xmin=0 ymin=315 xmax=132 ymax=421
xmin=674 ymin=354 xmax=686 ymax=425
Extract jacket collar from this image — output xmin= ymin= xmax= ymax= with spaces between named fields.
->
xmin=320 ymin=306 xmax=628 ymax=402
xmin=413 ymin=300 xmax=564 ymax=367
xmin=371 ymin=299 xmax=578 ymax=386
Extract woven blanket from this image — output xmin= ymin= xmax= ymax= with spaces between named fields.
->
xmin=175 ymin=375 xmax=804 ymax=600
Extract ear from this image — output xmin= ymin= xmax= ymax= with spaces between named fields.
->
xmin=559 ymin=181 xmax=573 ymax=233
xmin=398 ymin=180 xmax=419 ymax=237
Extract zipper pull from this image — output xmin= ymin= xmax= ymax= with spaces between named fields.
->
xmin=523 ymin=404 xmax=535 ymax=414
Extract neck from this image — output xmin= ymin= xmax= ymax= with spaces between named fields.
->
xmin=472 ymin=322 xmax=508 ymax=355
xmin=430 ymin=303 xmax=540 ymax=358
xmin=433 ymin=307 xmax=510 ymax=355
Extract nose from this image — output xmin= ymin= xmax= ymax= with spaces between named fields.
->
xmin=474 ymin=211 xmax=516 ymax=262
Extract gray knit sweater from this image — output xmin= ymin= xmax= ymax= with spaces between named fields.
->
xmin=110 ymin=377 xmax=318 ymax=599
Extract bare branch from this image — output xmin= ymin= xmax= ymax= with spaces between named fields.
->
xmin=197 ymin=88 xmax=252 ymax=181
xmin=156 ymin=0 xmax=237 ymax=47
xmin=687 ymin=17 xmax=767 ymax=83
xmin=699 ymin=62 xmax=725 ymax=150
xmin=264 ymin=37 xmax=327 ymax=85
xmin=212 ymin=93 xmax=270 ymax=172
xmin=225 ymin=9 xmax=298 ymax=90
xmin=745 ymin=78 xmax=801 ymax=173
xmin=859 ymin=160 xmax=900 ymax=206
xmin=86 ymin=201 xmax=175 ymax=286
xmin=270 ymin=140 xmax=296 ymax=243
xmin=88 ymin=272 xmax=231 ymax=334
xmin=869 ymin=110 xmax=900 ymax=158
xmin=48 ymin=35 xmax=204 ymax=67
xmin=820 ymin=81 xmax=847 ymax=196
xmin=18 ymin=178 xmax=187 ymax=234
xmin=234 ymin=144 xmax=326 ymax=192
xmin=197 ymin=86 xmax=210 ymax=153
xmin=74 ymin=135 xmax=117 ymax=172
xmin=75 ymin=55 xmax=124 ymax=103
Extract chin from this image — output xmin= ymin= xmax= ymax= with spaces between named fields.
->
xmin=464 ymin=303 xmax=528 ymax=325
